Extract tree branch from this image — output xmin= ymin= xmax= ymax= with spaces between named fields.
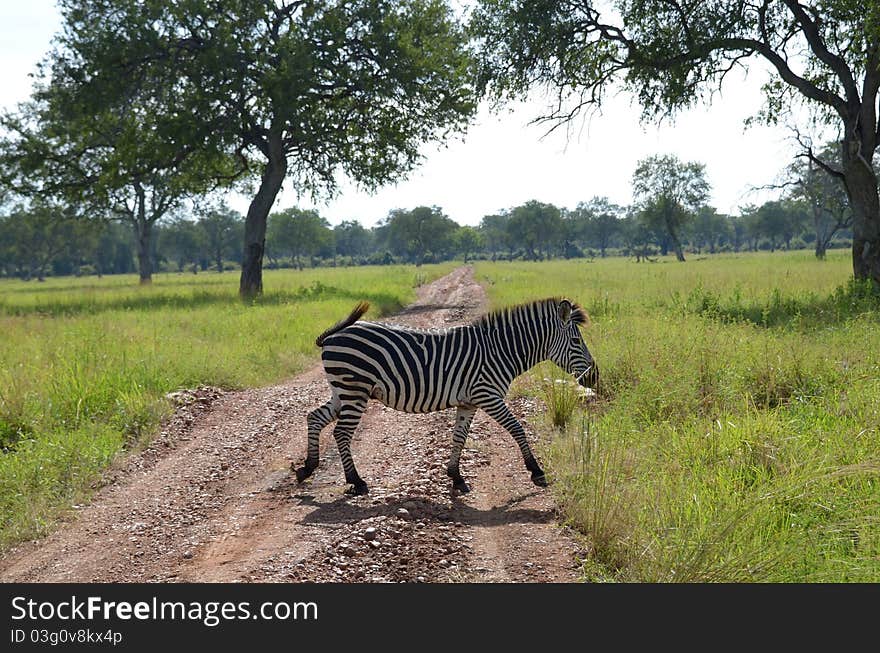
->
xmin=713 ymin=36 xmax=848 ymax=118
xmin=781 ymin=0 xmax=860 ymax=107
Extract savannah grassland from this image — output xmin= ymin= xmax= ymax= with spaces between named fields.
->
xmin=0 ymin=264 xmax=454 ymax=550
xmin=1 ymin=253 xmax=879 ymax=583
xmin=476 ymin=250 xmax=880 ymax=582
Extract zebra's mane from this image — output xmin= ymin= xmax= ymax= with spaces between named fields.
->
xmin=471 ymin=297 xmax=588 ymax=329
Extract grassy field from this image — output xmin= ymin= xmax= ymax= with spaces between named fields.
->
xmin=476 ymin=250 xmax=880 ymax=582
xmin=3 ymin=252 xmax=878 ymax=582
xmin=0 ymin=264 xmax=454 ymax=550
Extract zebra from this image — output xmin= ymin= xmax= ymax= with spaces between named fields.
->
xmin=294 ymin=297 xmax=599 ymax=495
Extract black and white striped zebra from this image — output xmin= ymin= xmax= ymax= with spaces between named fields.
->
xmin=295 ymin=297 xmax=599 ymax=495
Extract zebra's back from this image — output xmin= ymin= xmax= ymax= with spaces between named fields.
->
xmin=320 ymin=321 xmax=484 ymax=413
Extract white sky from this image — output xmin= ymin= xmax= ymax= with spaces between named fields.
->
xmin=1 ymin=1 xmax=803 ymax=227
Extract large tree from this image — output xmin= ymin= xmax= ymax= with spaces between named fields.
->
xmin=632 ymin=154 xmax=710 ymax=261
xmin=86 ymin=0 xmax=476 ymax=296
xmin=506 ymin=200 xmax=563 ymax=260
xmin=472 ymin=0 xmax=880 ymax=282
xmin=453 ymin=225 xmax=485 ymax=263
xmin=479 ymin=212 xmax=513 ymax=260
xmin=0 ymin=0 xmax=230 ymax=285
xmin=0 ymin=203 xmax=97 ymax=281
xmin=386 ymin=205 xmax=459 ymax=266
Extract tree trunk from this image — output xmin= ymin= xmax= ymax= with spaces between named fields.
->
xmin=666 ymin=220 xmax=686 ymax=262
xmin=813 ymin=204 xmax=830 ymax=260
xmin=130 ymin=183 xmax=153 ymax=285
xmin=240 ymin=138 xmax=287 ymax=298
xmin=842 ymin=142 xmax=880 ymax=284
xmin=134 ymin=219 xmax=153 ymax=284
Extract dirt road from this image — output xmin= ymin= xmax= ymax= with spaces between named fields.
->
xmin=0 ymin=267 xmax=584 ymax=583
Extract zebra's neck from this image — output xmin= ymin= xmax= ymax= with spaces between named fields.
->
xmin=473 ymin=302 xmax=552 ymax=386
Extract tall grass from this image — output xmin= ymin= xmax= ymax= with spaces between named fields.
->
xmin=0 ymin=264 xmax=453 ymax=549
xmin=476 ymin=251 xmax=880 ymax=582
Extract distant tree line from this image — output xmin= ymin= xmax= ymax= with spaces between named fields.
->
xmin=2 ymin=2 xmax=878 ymax=290
xmin=0 ymin=150 xmax=857 ymax=279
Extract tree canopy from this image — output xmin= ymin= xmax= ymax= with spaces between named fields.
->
xmin=147 ymin=0 xmax=478 ymax=295
xmin=3 ymin=0 xmax=477 ymax=297
xmin=632 ymin=154 xmax=710 ymax=261
xmin=471 ymin=0 xmax=880 ymax=282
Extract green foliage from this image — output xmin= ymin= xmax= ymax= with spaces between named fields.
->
xmin=506 ymin=200 xmax=563 ymax=260
xmin=267 ymin=208 xmax=334 ymax=268
xmin=477 ymin=252 xmax=880 ymax=581
xmin=453 ymin=226 xmax=484 ymax=263
xmin=633 ymin=154 xmax=710 ymax=261
xmin=385 ymin=205 xmax=459 ymax=266
xmin=199 ymin=205 xmax=245 ymax=273
xmin=334 ymin=220 xmax=374 ymax=263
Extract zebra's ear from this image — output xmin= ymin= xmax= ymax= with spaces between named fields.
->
xmin=558 ymin=299 xmax=572 ymax=326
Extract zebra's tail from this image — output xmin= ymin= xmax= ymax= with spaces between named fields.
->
xmin=315 ymin=301 xmax=370 ymax=347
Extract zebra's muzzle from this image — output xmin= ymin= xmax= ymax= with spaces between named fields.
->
xmin=576 ymin=364 xmax=599 ymax=389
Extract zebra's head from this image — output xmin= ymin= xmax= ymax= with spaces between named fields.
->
xmin=547 ymin=299 xmax=599 ymax=389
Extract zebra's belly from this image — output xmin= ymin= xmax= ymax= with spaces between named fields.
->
xmin=369 ymin=383 xmax=461 ymax=413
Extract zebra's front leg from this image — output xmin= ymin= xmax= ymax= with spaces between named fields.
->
xmin=447 ymin=406 xmax=476 ymax=493
xmin=478 ymin=396 xmax=548 ymax=488
xmin=333 ymin=399 xmax=369 ymax=495
xmin=295 ymin=397 xmax=340 ymax=483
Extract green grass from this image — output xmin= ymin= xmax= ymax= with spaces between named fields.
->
xmin=476 ymin=250 xmax=880 ymax=582
xmin=0 ymin=264 xmax=453 ymax=549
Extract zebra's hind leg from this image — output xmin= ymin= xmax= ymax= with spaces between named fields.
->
xmin=295 ymin=397 xmax=340 ymax=483
xmin=332 ymin=396 xmax=369 ymax=495
xmin=447 ymin=406 xmax=476 ymax=493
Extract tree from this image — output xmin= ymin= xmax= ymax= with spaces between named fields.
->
xmin=160 ymin=219 xmax=204 ymax=273
xmin=67 ymin=0 xmax=476 ymax=296
xmin=752 ymin=199 xmax=808 ymax=250
xmin=0 ymin=0 xmax=230 ymax=285
xmin=267 ymin=208 xmax=333 ymax=269
xmin=472 ymin=1 xmax=880 ymax=282
xmin=199 ymin=205 xmax=244 ymax=272
xmin=619 ymin=211 xmax=655 ymax=262
xmin=0 ymin=203 xmax=95 ymax=280
xmin=479 ymin=213 xmax=512 ymax=260
xmin=574 ymin=196 xmax=623 ymax=257
xmin=506 ymin=200 xmax=563 ymax=260
xmin=691 ymin=206 xmax=731 ymax=254
xmin=784 ymin=142 xmax=854 ymax=258
xmin=453 ymin=225 xmax=484 ymax=263
xmin=632 ymin=155 xmax=710 ymax=261
xmin=333 ymin=221 xmax=373 ymax=265
xmin=91 ymin=221 xmax=136 ymax=276
xmin=386 ymin=206 xmax=458 ymax=266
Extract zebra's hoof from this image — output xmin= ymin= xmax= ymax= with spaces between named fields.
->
xmin=345 ymin=481 xmax=369 ymax=496
xmin=531 ymin=473 xmax=549 ymax=488
xmin=452 ymin=480 xmax=471 ymax=494
xmin=294 ymin=463 xmax=315 ymax=483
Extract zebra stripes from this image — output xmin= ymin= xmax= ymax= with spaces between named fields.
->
xmin=295 ymin=297 xmax=599 ymax=495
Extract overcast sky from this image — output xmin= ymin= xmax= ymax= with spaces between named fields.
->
xmin=2 ymin=1 xmax=803 ymax=227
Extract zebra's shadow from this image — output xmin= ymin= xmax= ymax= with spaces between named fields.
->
xmin=293 ymin=490 xmax=555 ymax=528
